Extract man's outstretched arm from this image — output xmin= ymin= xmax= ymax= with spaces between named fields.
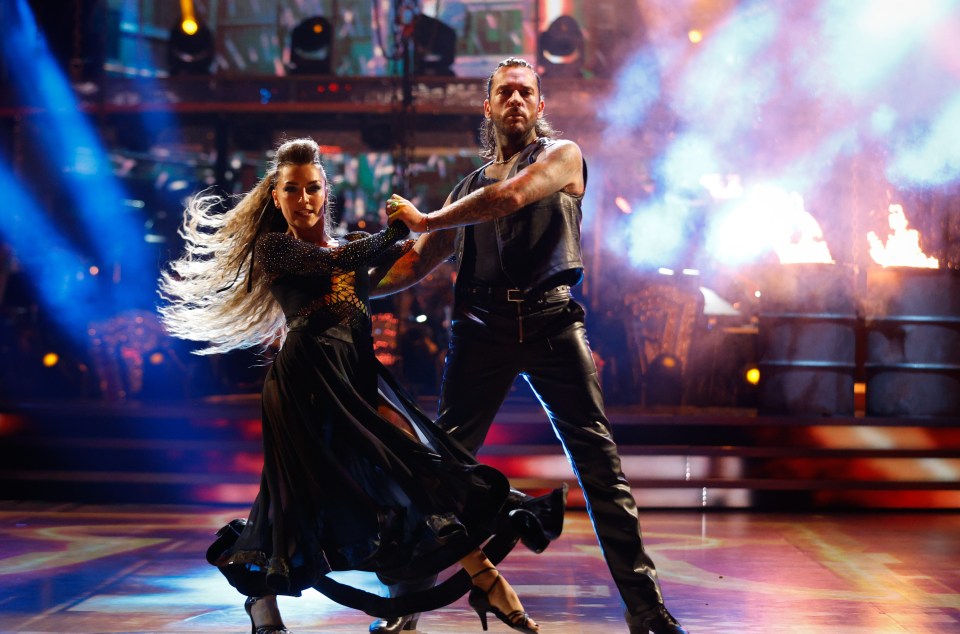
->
xmin=388 ymin=140 xmax=584 ymax=233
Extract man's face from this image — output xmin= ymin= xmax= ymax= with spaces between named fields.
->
xmin=484 ymin=66 xmax=544 ymax=138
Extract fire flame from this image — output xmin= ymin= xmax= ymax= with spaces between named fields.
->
xmin=765 ymin=188 xmax=834 ymax=265
xmin=867 ymin=204 xmax=939 ymax=268
xmin=709 ymin=184 xmax=834 ymax=265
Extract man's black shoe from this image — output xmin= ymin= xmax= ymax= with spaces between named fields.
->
xmin=627 ymin=604 xmax=688 ymax=634
xmin=368 ymin=614 xmax=419 ymax=633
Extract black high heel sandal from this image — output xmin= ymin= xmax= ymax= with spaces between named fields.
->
xmin=467 ymin=568 xmax=538 ymax=633
xmin=244 ymin=596 xmax=292 ymax=634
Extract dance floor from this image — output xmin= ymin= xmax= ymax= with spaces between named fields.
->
xmin=1 ymin=503 xmax=958 ymax=633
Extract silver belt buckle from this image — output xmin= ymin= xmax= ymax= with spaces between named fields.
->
xmin=506 ymin=288 xmax=524 ymax=302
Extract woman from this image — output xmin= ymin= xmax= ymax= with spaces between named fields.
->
xmin=159 ymin=138 xmax=563 ymax=633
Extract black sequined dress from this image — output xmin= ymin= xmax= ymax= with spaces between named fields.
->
xmin=206 ymin=225 xmax=563 ymax=618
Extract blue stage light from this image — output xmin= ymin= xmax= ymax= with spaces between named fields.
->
xmin=599 ymin=50 xmax=660 ymax=135
xmin=626 ymin=197 xmax=693 ymax=270
xmin=815 ymin=0 xmax=955 ymax=99
xmin=0 ymin=163 xmax=100 ymax=343
xmin=888 ymin=94 xmax=960 ymax=187
xmin=5 ymin=0 xmax=155 ymax=317
xmin=600 ymin=0 xmax=960 ymax=278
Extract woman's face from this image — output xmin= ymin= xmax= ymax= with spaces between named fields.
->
xmin=271 ymin=163 xmax=327 ymax=240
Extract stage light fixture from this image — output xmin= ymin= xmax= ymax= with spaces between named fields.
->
xmin=538 ymin=15 xmax=584 ymax=78
xmin=167 ymin=20 xmax=215 ymax=75
xmin=412 ymin=15 xmax=456 ymax=76
xmin=290 ymin=16 xmax=333 ymax=75
xmin=645 ymin=352 xmax=683 ymax=406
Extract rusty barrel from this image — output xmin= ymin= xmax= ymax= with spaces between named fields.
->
xmin=758 ymin=264 xmax=857 ymax=416
xmin=864 ymin=268 xmax=960 ymax=417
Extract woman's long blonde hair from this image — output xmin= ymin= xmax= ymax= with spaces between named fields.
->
xmin=158 ymin=138 xmax=330 ymax=355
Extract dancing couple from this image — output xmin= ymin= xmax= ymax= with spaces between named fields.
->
xmin=160 ymin=57 xmax=685 ymax=634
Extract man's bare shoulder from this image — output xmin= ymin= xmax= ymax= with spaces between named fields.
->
xmin=541 ymin=137 xmax=580 ymax=151
xmin=531 ymin=139 xmax=584 ymax=195
xmin=537 ymin=138 xmax=583 ymax=163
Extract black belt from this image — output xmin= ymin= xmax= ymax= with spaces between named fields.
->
xmin=457 ymin=285 xmax=570 ymax=304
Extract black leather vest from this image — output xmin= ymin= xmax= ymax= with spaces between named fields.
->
xmin=452 ymin=138 xmax=587 ymax=295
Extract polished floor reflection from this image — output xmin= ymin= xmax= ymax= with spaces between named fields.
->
xmin=0 ymin=502 xmax=957 ymax=633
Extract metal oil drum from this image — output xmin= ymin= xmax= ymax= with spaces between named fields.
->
xmin=758 ymin=264 xmax=857 ymax=416
xmin=864 ymin=268 xmax=960 ymax=417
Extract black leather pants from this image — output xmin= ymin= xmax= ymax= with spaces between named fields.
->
xmin=383 ymin=293 xmax=665 ymax=622
xmin=439 ymin=294 xmax=665 ymax=615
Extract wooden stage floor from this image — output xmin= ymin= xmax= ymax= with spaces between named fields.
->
xmin=0 ymin=502 xmax=957 ymax=633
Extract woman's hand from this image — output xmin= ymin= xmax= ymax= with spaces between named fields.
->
xmin=385 ymin=194 xmax=429 ymax=233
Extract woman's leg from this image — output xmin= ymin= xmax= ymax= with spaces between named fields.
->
xmin=459 ymin=550 xmax=539 ymax=631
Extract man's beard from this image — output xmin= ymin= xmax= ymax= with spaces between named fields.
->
xmin=493 ymin=112 xmax=535 ymax=142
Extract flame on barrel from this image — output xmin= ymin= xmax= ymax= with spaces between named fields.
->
xmin=867 ymin=204 xmax=939 ymax=268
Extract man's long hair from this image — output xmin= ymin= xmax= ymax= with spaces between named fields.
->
xmin=158 ymin=138 xmax=330 ymax=355
xmin=478 ymin=57 xmax=560 ymax=160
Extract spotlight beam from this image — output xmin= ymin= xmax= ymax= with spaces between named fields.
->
xmin=0 ymin=162 xmax=100 ymax=343
xmin=5 ymin=0 xmax=155 ymax=315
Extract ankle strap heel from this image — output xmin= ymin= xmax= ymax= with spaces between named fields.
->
xmin=467 ymin=568 xmax=537 ymax=633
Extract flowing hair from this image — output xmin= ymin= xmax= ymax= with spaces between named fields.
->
xmin=478 ymin=57 xmax=560 ymax=160
xmin=158 ymin=138 xmax=330 ymax=355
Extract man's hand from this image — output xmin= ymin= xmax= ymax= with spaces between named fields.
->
xmin=386 ymin=194 xmax=429 ymax=233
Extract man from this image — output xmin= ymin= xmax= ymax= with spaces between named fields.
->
xmin=373 ymin=57 xmax=687 ymax=634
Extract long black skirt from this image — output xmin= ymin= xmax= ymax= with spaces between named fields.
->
xmin=206 ymin=323 xmax=562 ymax=618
